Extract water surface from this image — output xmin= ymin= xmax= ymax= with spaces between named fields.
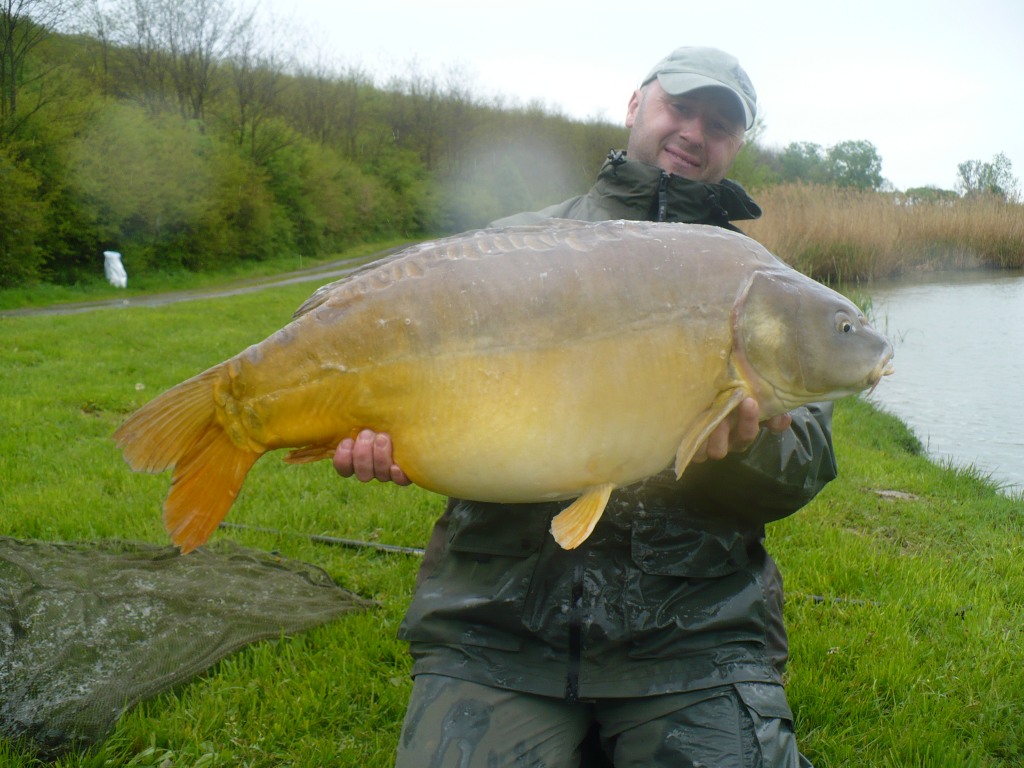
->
xmin=867 ymin=270 xmax=1023 ymax=495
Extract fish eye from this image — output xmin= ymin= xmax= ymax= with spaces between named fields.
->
xmin=836 ymin=314 xmax=856 ymax=334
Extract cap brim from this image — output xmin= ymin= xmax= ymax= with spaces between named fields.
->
xmin=656 ymin=73 xmax=754 ymax=130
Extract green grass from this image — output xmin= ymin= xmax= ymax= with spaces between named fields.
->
xmin=773 ymin=398 xmax=1024 ymax=766
xmin=1 ymin=274 xmax=1023 ymax=766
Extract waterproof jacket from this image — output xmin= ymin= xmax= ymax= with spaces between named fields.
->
xmin=398 ymin=153 xmax=837 ymax=705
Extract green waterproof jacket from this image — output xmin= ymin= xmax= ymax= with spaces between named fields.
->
xmin=398 ymin=153 xmax=837 ymax=706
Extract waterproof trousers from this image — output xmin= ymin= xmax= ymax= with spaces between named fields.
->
xmin=395 ymin=674 xmax=812 ymax=768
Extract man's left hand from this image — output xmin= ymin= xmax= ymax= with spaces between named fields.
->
xmin=691 ymin=397 xmax=792 ymax=463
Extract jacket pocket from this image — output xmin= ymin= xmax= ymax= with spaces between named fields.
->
xmin=447 ymin=501 xmax=551 ymax=558
xmin=400 ymin=501 xmax=552 ymax=652
xmin=626 ymin=512 xmax=765 ymax=657
xmin=631 ymin=513 xmax=751 ymax=578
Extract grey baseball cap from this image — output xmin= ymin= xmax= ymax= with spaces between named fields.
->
xmin=641 ymin=47 xmax=757 ymax=130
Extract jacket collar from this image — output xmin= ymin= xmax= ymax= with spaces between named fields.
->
xmin=591 ymin=153 xmax=762 ymax=225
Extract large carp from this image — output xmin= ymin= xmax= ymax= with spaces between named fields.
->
xmin=114 ymin=220 xmax=893 ymax=553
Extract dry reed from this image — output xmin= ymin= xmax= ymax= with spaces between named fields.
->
xmin=743 ymin=184 xmax=1024 ymax=282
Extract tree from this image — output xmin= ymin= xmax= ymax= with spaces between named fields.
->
xmin=222 ymin=12 xmax=289 ymax=162
xmin=777 ymin=141 xmax=829 ymax=184
xmin=0 ymin=0 xmax=76 ymax=138
xmin=771 ymin=139 xmax=884 ymax=191
xmin=825 ymin=139 xmax=883 ymax=191
xmin=730 ymin=142 xmax=780 ymax=190
xmin=89 ymin=0 xmax=252 ymax=121
xmin=0 ymin=143 xmax=46 ymax=285
xmin=956 ymin=152 xmax=1020 ymax=202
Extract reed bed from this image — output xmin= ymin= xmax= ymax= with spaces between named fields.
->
xmin=744 ymin=184 xmax=1024 ymax=282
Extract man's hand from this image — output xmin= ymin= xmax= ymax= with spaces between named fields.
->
xmin=333 ymin=429 xmax=411 ymax=485
xmin=691 ymin=397 xmax=792 ymax=463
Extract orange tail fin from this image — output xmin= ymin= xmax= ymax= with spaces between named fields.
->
xmin=113 ymin=368 xmax=261 ymax=553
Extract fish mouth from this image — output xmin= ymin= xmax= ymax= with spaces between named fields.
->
xmin=865 ymin=352 xmax=896 ymax=396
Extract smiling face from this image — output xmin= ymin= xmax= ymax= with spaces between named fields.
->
xmin=625 ymin=81 xmax=746 ymax=183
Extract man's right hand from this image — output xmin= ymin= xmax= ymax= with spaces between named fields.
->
xmin=333 ymin=429 xmax=411 ymax=485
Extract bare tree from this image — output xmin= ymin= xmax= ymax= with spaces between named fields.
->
xmin=290 ymin=57 xmax=374 ymax=154
xmin=0 ymin=0 xmax=77 ymax=138
xmin=164 ymin=0 xmax=251 ymax=121
xmin=224 ymin=12 xmax=291 ymax=162
xmin=89 ymin=0 xmax=251 ymax=121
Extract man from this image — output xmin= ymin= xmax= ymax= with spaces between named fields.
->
xmin=336 ymin=47 xmax=832 ymax=767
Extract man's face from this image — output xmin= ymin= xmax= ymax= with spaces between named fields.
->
xmin=625 ymin=81 xmax=746 ymax=183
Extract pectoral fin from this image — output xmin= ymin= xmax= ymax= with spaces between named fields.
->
xmin=673 ymin=389 xmax=748 ymax=478
xmin=284 ymin=444 xmax=338 ymax=464
xmin=549 ymin=483 xmax=615 ymax=550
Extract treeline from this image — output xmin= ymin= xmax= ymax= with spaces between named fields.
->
xmin=0 ymin=0 xmax=627 ymax=287
xmin=1 ymin=0 xmax=1019 ymax=289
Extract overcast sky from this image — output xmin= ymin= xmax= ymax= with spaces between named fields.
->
xmin=267 ymin=0 xmax=1023 ymax=193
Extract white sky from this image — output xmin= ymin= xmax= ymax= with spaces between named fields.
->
xmin=267 ymin=0 xmax=1024 ymax=193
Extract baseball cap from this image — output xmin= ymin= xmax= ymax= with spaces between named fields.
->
xmin=641 ymin=47 xmax=757 ymax=130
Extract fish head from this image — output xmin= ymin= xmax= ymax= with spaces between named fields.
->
xmin=733 ymin=271 xmax=895 ymax=414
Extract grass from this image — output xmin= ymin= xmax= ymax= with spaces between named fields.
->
xmin=1 ymin=257 xmax=1023 ymax=766
xmin=774 ymin=398 xmax=1024 ymax=766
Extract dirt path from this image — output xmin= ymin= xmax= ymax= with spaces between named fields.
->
xmin=0 ymin=244 xmax=413 ymax=318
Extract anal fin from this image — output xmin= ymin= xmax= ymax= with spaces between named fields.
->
xmin=550 ymin=483 xmax=615 ymax=550
xmin=165 ymin=428 xmax=260 ymax=554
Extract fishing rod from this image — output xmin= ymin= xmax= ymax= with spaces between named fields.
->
xmin=218 ymin=522 xmax=425 ymax=556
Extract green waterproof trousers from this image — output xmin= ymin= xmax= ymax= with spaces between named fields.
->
xmin=395 ymin=674 xmax=813 ymax=768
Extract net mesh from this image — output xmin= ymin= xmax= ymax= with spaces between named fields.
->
xmin=0 ymin=537 xmax=373 ymax=758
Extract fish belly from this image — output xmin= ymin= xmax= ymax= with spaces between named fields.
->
xmin=358 ymin=327 xmax=725 ymax=502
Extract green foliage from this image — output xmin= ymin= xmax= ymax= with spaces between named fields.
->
xmin=363 ymin=146 xmax=441 ymax=233
xmin=772 ymin=139 xmax=884 ymax=190
xmin=826 ymin=139 xmax=884 ymax=191
xmin=778 ymin=141 xmax=831 ymax=185
xmin=65 ymin=103 xmax=278 ymax=273
xmin=956 ymin=152 xmax=1021 ymax=202
xmin=69 ymin=105 xmax=209 ymax=255
xmin=0 ymin=145 xmax=47 ymax=286
xmin=0 ymin=16 xmax=634 ymax=288
xmin=728 ymin=140 xmax=781 ymax=191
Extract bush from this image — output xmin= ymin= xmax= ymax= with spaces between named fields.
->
xmin=0 ymin=147 xmax=47 ymax=287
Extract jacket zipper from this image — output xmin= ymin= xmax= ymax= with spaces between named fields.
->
xmin=565 ymin=555 xmax=584 ymax=703
xmin=656 ymin=172 xmax=670 ymax=222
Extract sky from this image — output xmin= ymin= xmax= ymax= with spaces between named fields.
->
xmin=265 ymin=0 xmax=1024 ymax=193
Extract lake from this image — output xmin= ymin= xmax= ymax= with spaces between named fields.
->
xmin=867 ymin=270 xmax=1024 ymax=496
